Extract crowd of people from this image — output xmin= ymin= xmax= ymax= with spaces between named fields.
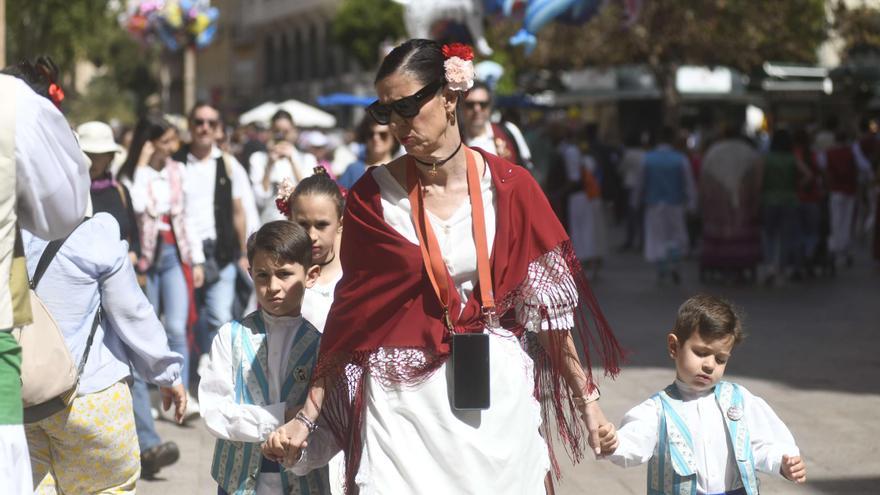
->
xmin=522 ymin=114 xmax=879 ymax=286
xmin=3 ymin=37 xmax=873 ymax=495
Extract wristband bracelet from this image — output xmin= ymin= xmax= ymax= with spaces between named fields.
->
xmin=294 ymin=411 xmax=318 ymax=433
xmin=572 ymin=385 xmax=601 ymax=409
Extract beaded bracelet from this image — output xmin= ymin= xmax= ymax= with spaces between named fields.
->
xmin=294 ymin=411 xmax=318 ymax=433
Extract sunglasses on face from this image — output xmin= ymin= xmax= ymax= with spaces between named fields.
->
xmin=193 ymin=118 xmax=219 ymax=129
xmin=367 ymin=80 xmax=444 ymax=125
xmin=369 ymin=131 xmax=390 ymax=141
xmin=464 ymin=100 xmax=490 ymax=111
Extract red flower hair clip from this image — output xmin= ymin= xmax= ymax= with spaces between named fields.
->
xmin=48 ymin=83 xmax=65 ymax=108
xmin=442 ymin=43 xmax=474 ymax=61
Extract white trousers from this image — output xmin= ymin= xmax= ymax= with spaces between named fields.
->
xmin=828 ymin=192 xmax=855 ymax=255
xmin=0 ymin=424 xmax=33 ymax=495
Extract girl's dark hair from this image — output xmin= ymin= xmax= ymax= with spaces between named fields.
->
xmin=290 ymin=168 xmax=345 ymax=218
xmin=770 ymin=128 xmax=793 ymax=153
xmin=375 ymin=39 xmax=444 ymax=86
xmin=119 ymin=114 xmax=173 ymax=182
xmin=246 ymin=220 xmax=312 ymax=267
xmin=355 ymin=115 xmax=401 ymax=154
xmin=2 ymin=56 xmax=60 ymax=101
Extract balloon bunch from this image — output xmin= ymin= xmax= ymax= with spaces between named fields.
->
xmin=120 ymin=0 xmax=219 ymax=51
xmin=484 ymin=0 xmax=641 ymax=55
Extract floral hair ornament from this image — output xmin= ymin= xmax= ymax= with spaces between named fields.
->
xmin=275 ymin=177 xmax=296 ymax=217
xmin=442 ymin=43 xmax=475 ymax=92
xmin=48 ymin=83 xmax=65 ymax=108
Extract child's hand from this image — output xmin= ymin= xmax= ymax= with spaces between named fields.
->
xmin=597 ymin=422 xmax=619 ymax=456
xmin=262 ymin=431 xmax=287 ymax=463
xmin=781 ymin=454 xmax=807 ymax=483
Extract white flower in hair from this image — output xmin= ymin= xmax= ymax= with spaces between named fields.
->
xmin=442 ymin=43 xmax=475 ymax=92
xmin=275 ymin=177 xmax=296 ymax=216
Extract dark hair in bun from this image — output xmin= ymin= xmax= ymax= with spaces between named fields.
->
xmin=375 ymin=39 xmax=444 ymax=86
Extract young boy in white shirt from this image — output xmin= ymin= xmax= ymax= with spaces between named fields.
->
xmin=598 ymin=294 xmax=807 ymax=495
xmin=199 ymin=220 xmax=329 ymax=494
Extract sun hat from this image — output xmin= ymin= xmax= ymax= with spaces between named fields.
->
xmin=76 ymin=121 xmax=123 ymax=154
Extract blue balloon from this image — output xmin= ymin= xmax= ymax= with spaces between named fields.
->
xmin=510 ymin=0 xmax=600 ymax=53
xmin=196 ymin=23 xmax=216 ymax=48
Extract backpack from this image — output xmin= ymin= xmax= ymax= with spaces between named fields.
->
xmin=11 ymin=220 xmax=101 ymax=423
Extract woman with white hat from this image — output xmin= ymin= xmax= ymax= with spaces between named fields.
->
xmin=77 ymin=121 xmax=141 ymax=266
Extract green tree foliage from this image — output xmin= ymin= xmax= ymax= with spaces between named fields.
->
xmin=332 ymin=0 xmax=406 ymax=70
xmin=7 ymin=0 xmax=160 ymax=124
xmin=487 ymin=0 xmax=828 ymax=120
xmin=833 ymin=1 xmax=880 ymax=58
xmin=6 ymin=0 xmax=115 ymax=73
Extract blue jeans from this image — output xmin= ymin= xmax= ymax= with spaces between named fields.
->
xmin=195 ymin=261 xmax=237 ymax=360
xmin=132 ymin=242 xmax=190 ymax=452
xmin=762 ymin=204 xmax=798 ymax=272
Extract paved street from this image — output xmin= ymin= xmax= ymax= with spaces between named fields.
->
xmin=140 ymin=235 xmax=880 ymax=495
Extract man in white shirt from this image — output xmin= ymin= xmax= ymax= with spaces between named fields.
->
xmin=1 ymin=70 xmax=90 ymax=495
xmin=248 ymin=110 xmax=318 ymax=223
xmin=178 ymin=103 xmax=251 ymax=370
xmin=462 ymin=80 xmax=532 ymax=169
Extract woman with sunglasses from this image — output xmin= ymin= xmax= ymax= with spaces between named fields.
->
xmin=264 ymin=39 xmax=624 ymax=493
xmin=337 ymin=116 xmax=400 ymax=190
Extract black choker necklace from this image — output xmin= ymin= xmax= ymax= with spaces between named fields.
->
xmin=317 ymin=251 xmax=336 ymax=267
xmin=412 ymin=141 xmax=463 ymax=177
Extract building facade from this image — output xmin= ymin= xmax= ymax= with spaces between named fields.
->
xmin=196 ymin=0 xmax=373 ymax=117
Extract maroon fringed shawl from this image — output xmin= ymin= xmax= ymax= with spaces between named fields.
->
xmin=316 ymin=149 xmax=624 ymax=492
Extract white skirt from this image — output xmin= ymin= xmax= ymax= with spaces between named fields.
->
xmin=355 ymin=328 xmax=550 ymax=494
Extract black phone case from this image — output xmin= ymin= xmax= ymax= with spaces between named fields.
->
xmin=451 ymin=333 xmax=490 ymax=410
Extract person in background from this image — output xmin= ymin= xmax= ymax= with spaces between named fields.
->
xmin=78 ymin=121 xmax=140 ymax=266
xmin=1 ymin=58 xmax=91 ymax=495
xmin=303 ymin=131 xmax=336 ymax=179
xmin=175 ymin=102 xmax=252 ymax=380
xmin=792 ymin=128 xmax=825 ymax=276
xmin=815 ymin=128 xmax=873 ymax=268
xmin=617 ymin=130 xmax=647 ymax=252
xmin=249 ymin=111 xmax=318 ymax=223
xmin=124 ymin=114 xmax=203 ymax=477
xmin=461 ymin=80 xmax=532 ymax=169
xmin=337 ymin=116 xmax=399 ymax=190
xmin=633 ymin=126 xmax=697 ymax=284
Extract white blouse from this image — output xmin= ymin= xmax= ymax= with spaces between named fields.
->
xmin=302 ymin=271 xmax=343 ymax=333
xmin=356 ymin=164 xmax=550 ymax=494
xmin=607 ymin=379 xmax=800 ymax=494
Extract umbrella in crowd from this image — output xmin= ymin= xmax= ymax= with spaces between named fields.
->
xmin=239 ymin=100 xmax=337 ymax=128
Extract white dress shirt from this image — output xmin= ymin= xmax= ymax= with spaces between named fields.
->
xmin=23 ymin=213 xmax=182 ymax=394
xmin=182 ymin=146 xmax=247 ymax=264
xmin=199 ymin=311 xmax=308 ymax=442
xmin=607 ymin=379 xmax=800 ymax=494
xmin=200 ymin=311 xmax=310 ymax=495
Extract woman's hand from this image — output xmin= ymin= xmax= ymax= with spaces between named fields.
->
xmin=261 ymin=419 xmax=311 ymax=465
xmin=192 ymin=264 xmax=204 ymax=289
xmin=579 ymin=400 xmax=610 ymax=456
xmin=159 ymin=384 xmax=187 ymax=424
xmin=137 ymin=141 xmax=155 ymax=167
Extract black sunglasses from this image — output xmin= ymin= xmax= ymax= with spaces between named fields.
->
xmin=367 ymin=80 xmax=444 ymax=125
xmin=193 ymin=118 xmax=219 ymax=129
